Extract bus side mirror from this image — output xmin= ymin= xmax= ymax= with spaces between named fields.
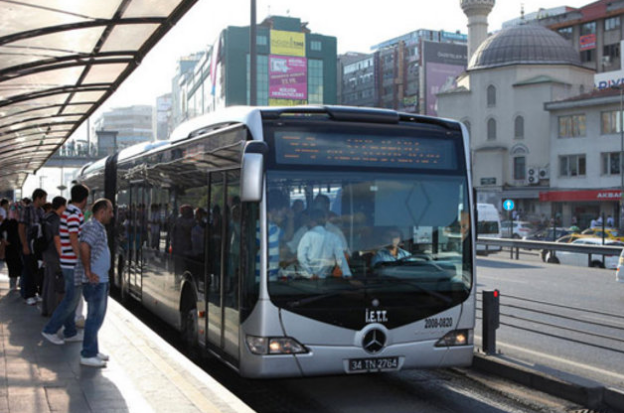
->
xmin=240 ymin=141 xmax=268 ymax=202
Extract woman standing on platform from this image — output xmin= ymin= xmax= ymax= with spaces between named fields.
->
xmin=0 ymin=201 xmax=23 ymax=291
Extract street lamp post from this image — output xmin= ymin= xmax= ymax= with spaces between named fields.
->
xmin=620 ymin=86 xmax=624 ymax=233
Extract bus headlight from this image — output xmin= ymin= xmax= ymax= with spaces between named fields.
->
xmin=435 ymin=329 xmax=473 ymax=347
xmin=246 ymin=335 xmax=308 ymax=355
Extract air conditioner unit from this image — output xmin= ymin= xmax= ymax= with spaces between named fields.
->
xmin=538 ymin=166 xmax=550 ymax=179
xmin=526 ymin=166 xmax=539 ymax=185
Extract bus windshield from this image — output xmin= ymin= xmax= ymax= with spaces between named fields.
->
xmin=263 ymin=169 xmax=472 ymax=324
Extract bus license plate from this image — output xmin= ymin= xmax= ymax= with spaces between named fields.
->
xmin=348 ymin=357 xmax=399 ymax=373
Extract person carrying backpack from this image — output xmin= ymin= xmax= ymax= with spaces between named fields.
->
xmin=41 ymin=196 xmax=67 ymax=316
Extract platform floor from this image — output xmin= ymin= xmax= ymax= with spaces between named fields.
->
xmin=0 ymin=267 xmax=254 ymax=413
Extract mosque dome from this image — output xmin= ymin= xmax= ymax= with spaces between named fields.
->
xmin=468 ymin=24 xmax=582 ymax=70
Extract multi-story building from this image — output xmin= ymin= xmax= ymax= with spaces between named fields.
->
xmin=175 ymin=15 xmax=337 ymax=126
xmin=171 ymin=52 xmax=205 ymax=127
xmin=533 ymin=0 xmax=624 ymax=73
xmin=93 ymin=105 xmax=154 ymax=151
xmin=154 ymin=93 xmax=172 ymax=141
xmin=543 ymin=87 xmax=624 ymax=228
xmin=339 ymin=29 xmax=467 ymax=114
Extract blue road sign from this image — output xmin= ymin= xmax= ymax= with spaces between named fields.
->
xmin=503 ymin=199 xmax=515 ymax=211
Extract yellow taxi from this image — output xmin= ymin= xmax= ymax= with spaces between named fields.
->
xmin=580 ymin=228 xmax=624 ymax=242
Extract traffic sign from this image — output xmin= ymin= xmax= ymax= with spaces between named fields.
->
xmin=503 ymin=199 xmax=515 ymax=211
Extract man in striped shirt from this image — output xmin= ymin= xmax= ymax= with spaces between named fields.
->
xmin=42 ymin=184 xmax=89 ymax=345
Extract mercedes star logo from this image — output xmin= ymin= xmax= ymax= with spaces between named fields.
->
xmin=362 ymin=329 xmax=386 ymax=354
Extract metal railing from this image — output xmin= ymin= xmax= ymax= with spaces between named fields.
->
xmin=476 ymin=237 xmax=623 ymax=262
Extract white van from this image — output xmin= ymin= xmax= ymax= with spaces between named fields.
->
xmin=476 ymin=203 xmax=502 ymax=254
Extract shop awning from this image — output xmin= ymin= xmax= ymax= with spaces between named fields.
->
xmin=539 ymin=189 xmax=623 ymax=202
xmin=0 ymin=0 xmax=198 ymax=191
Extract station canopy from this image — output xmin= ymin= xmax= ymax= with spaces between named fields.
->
xmin=0 ymin=0 xmax=198 ymax=191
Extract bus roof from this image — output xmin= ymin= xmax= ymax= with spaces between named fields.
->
xmin=169 ymin=105 xmax=462 ymax=144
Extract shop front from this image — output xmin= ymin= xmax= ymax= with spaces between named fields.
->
xmin=539 ymin=189 xmax=621 ymax=230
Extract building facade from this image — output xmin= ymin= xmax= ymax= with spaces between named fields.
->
xmin=154 ymin=93 xmax=172 ymax=141
xmin=93 ymin=105 xmax=154 ymax=150
xmin=339 ymin=29 xmax=467 ymax=114
xmin=437 ymin=24 xmax=594 ymax=218
xmin=535 ymin=0 xmax=624 ymax=74
xmin=171 ymin=52 xmax=205 ymax=127
xmin=174 ymin=15 xmax=337 ymax=127
xmin=543 ymin=88 xmax=624 ymax=228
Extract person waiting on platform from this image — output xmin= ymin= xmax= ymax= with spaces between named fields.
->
xmin=371 ymin=227 xmax=410 ymax=267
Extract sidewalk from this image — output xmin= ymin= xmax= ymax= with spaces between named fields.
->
xmin=0 ymin=269 xmax=254 ymax=413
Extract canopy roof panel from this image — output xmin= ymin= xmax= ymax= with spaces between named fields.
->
xmin=0 ymin=0 xmax=198 ymax=191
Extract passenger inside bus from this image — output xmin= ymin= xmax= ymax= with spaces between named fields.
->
xmin=296 ymin=208 xmax=352 ymax=279
xmin=371 ymin=227 xmax=410 ymax=267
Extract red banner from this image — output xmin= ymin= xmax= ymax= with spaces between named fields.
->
xmin=539 ymin=189 xmax=622 ymax=202
xmin=580 ymin=34 xmax=596 ymax=50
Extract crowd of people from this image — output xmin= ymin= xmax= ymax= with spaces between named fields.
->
xmin=0 ymin=185 xmax=114 ymax=368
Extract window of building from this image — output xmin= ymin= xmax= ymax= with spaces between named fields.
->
xmin=558 ymin=27 xmax=573 ymax=40
xmin=308 ymin=59 xmax=324 ymax=104
xmin=514 ymin=116 xmax=524 ymax=139
xmin=605 ymin=16 xmax=621 ymax=31
xmin=514 ymin=156 xmax=526 ymax=180
xmin=311 ymin=40 xmax=322 ymax=51
xmin=487 ymin=118 xmax=496 ymax=140
xmin=603 ymin=43 xmax=620 ymax=63
xmin=558 ymin=114 xmax=586 ymax=138
xmin=581 ymin=21 xmax=596 ymax=35
xmin=246 ymin=54 xmax=269 ymax=106
xmin=257 ymin=35 xmax=268 ymax=46
xmin=601 ymin=110 xmax=624 ymax=134
xmin=581 ymin=49 xmax=594 ymax=62
xmin=602 ymin=152 xmax=621 ymax=175
xmin=487 ymin=85 xmax=496 ymax=107
xmin=559 ymin=154 xmax=586 ymax=177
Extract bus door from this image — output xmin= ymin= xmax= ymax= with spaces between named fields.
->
xmin=128 ymin=182 xmax=145 ymax=299
xmin=206 ymin=170 xmax=242 ymax=363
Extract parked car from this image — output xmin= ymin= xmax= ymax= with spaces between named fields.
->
xmin=616 ymin=248 xmax=624 ymax=283
xmin=580 ymin=228 xmax=624 ymax=242
xmin=501 ymin=220 xmax=536 ymax=239
xmin=544 ymin=237 xmax=624 ymax=269
xmin=540 ymin=233 xmax=592 ymax=262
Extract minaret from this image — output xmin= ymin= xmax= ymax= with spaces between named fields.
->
xmin=460 ymin=0 xmax=496 ymax=62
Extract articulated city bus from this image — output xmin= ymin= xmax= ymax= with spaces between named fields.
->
xmin=77 ymin=106 xmax=476 ymax=378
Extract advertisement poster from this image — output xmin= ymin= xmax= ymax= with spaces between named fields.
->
xmin=270 ymin=30 xmax=305 ymax=57
xmin=580 ymin=34 xmax=596 ymax=50
xmin=269 ymin=55 xmax=308 ymax=101
xmin=422 ymin=41 xmax=467 ymax=116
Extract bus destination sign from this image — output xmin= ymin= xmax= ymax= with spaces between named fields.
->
xmin=274 ymin=132 xmax=457 ymax=170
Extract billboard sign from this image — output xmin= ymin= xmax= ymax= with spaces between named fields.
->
xmin=580 ymin=34 xmax=596 ymax=50
xmin=422 ymin=41 xmax=467 ymax=116
xmin=270 ymin=30 xmax=305 ymax=57
xmin=269 ymin=55 xmax=308 ymax=101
